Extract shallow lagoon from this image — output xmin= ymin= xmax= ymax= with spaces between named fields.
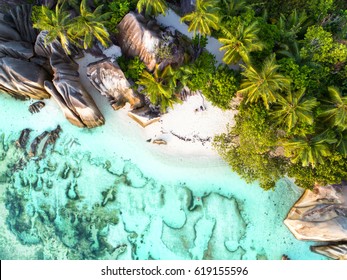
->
xmin=0 ymin=91 xmax=327 ymax=260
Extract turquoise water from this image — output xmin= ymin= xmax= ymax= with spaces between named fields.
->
xmin=0 ymin=93 xmax=326 ymax=260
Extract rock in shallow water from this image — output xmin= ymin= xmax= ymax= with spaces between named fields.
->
xmin=284 ymin=183 xmax=347 ymax=242
xmin=87 ymin=58 xmax=144 ymax=110
xmin=310 ymin=243 xmax=347 ymax=260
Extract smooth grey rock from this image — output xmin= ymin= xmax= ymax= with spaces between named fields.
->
xmin=0 ymin=41 xmax=34 ymax=60
xmin=34 ymin=31 xmax=52 ymax=58
xmin=34 ymin=0 xmax=56 ymax=9
xmin=8 ymin=4 xmax=37 ymax=43
xmin=87 ymin=57 xmax=144 ymax=110
xmin=0 ymin=19 xmax=21 ymax=42
xmin=310 ymin=243 xmax=347 ymax=260
xmin=35 ymin=30 xmax=83 ymax=59
xmin=47 ymin=39 xmax=105 ymax=128
xmin=117 ymin=12 xmax=160 ymax=71
xmin=0 ymin=56 xmax=51 ymax=99
xmin=284 ymin=183 xmax=347 ymax=242
xmin=181 ymin=0 xmax=196 ymax=14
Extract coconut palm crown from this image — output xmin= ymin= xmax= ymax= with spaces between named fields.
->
xmin=237 ymin=54 xmax=291 ymax=109
xmin=219 ymin=21 xmax=264 ymax=65
xmin=180 ymin=0 xmax=220 ymax=36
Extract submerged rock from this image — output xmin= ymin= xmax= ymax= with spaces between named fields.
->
xmin=117 ymin=12 xmax=160 ymax=71
xmin=310 ymin=243 xmax=347 ymax=260
xmin=28 ymin=101 xmax=45 ymax=114
xmin=284 ymin=183 xmax=347 ymax=242
xmin=87 ymin=58 xmax=144 ymax=110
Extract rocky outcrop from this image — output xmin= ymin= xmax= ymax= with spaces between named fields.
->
xmin=180 ymin=0 xmax=196 ymax=15
xmin=285 ymin=183 xmax=347 ymax=259
xmin=43 ymin=38 xmax=104 ymax=128
xmin=0 ymin=56 xmax=51 ymax=99
xmin=117 ymin=12 xmax=160 ymax=71
xmin=7 ymin=4 xmax=37 ymax=43
xmin=310 ymin=243 xmax=347 ymax=260
xmin=87 ymin=58 xmax=144 ymax=110
xmin=284 ymin=184 xmax=347 ymax=242
xmin=0 ymin=5 xmax=104 ymax=128
xmin=0 ymin=41 xmax=34 ymax=59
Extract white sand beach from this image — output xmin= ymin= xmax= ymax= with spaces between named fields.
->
xmin=76 ymin=49 xmax=236 ymax=165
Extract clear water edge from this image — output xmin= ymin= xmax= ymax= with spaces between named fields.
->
xmin=0 ymin=90 xmax=326 ymax=260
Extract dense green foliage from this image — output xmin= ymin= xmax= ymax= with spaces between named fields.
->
xmin=32 ymin=0 xmax=111 ymax=53
xmin=181 ymin=0 xmax=220 ymax=36
xmin=137 ymin=65 xmax=182 ymax=113
xmin=32 ymin=3 xmax=74 ymax=54
xmin=117 ymin=56 xmax=146 ymax=82
xmin=202 ymin=66 xmax=239 ymax=110
xmin=211 ymin=0 xmax=347 ymax=190
xmin=137 ymin=0 xmax=168 ymax=16
xmin=31 ymin=0 xmax=347 ymax=190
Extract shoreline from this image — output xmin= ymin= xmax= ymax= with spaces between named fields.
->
xmin=75 ymin=49 xmax=236 ymax=168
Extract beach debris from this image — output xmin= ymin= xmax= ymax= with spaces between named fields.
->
xmin=28 ymin=101 xmax=45 ymax=114
xmin=153 ymin=139 xmax=167 ymax=145
xmin=170 ymin=131 xmax=211 ymax=145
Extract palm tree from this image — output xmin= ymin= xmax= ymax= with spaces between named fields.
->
xmin=218 ymin=21 xmax=263 ymax=65
xmin=237 ymin=54 xmax=291 ymax=109
xmin=320 ymin=86 xmax=347 ymax=131
xmin=336 ymin=131 xmax=347 ymax=157
xmin=69 ymin=0 xmax=111 ymax=50
xmin=277 ymin=9 xmax=309 ymax=43
xmin=137 ymin=0 xmax=168 ymax=17
xmin=32 ymin=2 xmax=73 ymax=54
xmin=180 ymin=0 xmax=220 ymax=36
xmin=283 ymin=130 xmax=337 ymax=168
xmin=219 ymin=0 xmax=249 ymax=25
xmin=137 ymin=65 xmax=181 ymax=113
xmin=270 ymin=88 xmax=319 ymax=131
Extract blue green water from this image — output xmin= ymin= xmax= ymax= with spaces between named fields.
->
xmin=0 ymin=92 xmax=326 ymax=260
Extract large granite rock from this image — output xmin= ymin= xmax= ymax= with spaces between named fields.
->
xmin=87 ymin=58 xmax=144 ymax=110
xmin=44 ymin=39 xmax=105 ymax=128
xmin=180 ymin=0 xmax=196 ymax=15
xmin=0 ymin=18 xmax=21 ymax=42
xmin=0 ymin=41 xmax=34 ymax=59
xmin=116 ymin=12 xmax=160 ymax=71
xmin=0 ymin=56 xmax=51 ymax=99
xmin=284 ymin=183 xmax=347 ymax=242
xmin=310 ymin=243 xmax=347 ymax=260
xmin=7 ymin=4 xmax=37 ymax=43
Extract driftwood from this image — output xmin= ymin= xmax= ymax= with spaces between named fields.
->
xmin=170 ymin=131 xmax=211 ymax=145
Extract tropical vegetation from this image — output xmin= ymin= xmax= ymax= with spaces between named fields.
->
xmin=30 ymin=0 xmax=347 ymax=190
